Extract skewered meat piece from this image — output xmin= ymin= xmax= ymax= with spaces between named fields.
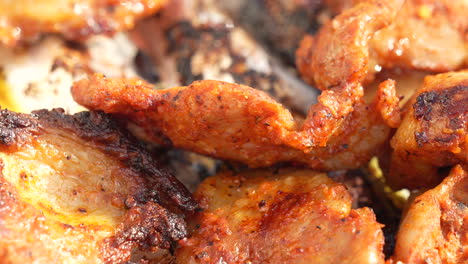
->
xmin=387 ymin=70 xmax=467 ymax=189
xmin=176 ymin=168 xmax=385 ymax=264
xmin=0 ymin=0 xmax=166 ymax=46
xmin=72 ymin=75 xmax=399 ymax=170
xmin=0 ymin=108 xmax=196 ymax=263
xmin=389 ymin=165 xmax=468 ymax=263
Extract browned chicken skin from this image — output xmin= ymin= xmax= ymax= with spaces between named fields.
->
xmin=72 ymin=74 xmax=399 ymax=170
xmin=0 ymin=108 xmax=196 ymax=263
xmin=176 ymin=168 xmax=385 ymax=264
xmin=388 ymin=70 xmax=467 ymax=189
xmin=370 ymin=0 xmax=467 ymax=75
xmin=298 ymin=0 xmax=467 ymax=86
xmin=389 ymin=165 xmax=468 ymax=263
xmin=295 ymin=0 xmax=403 ymax=147
xmin=0 ymin=0 xmax=166 ymax=46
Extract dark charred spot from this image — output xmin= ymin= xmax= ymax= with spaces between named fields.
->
xmin=30 ymin=109 xmax=197 ymax=214
xmin=112 ymin=202 xmax=186 ymax=251
xmin=134 ymin=51 xmax=159 ymax=83
xmin=258 ymin=200 xmax=267 ymax=208
xmin=0 ymin=109 xmax=40 ymax=147
xmin=414 ymin=85 xmax=468 ymax=121
xmin=415 ymin=131 xmax=429 ymax=147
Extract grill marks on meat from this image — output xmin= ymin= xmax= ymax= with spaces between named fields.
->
xmin=389 ymin=165 xmax=468 ymax=263
xmin=72 ymin=74 xmax=399 ymax=170
xmin=0 ymin=0 xmax=166 ymax=46
xmin=388 ymin=71 xmax=468 ymax=189
xmin=176 ymin=169 xmax=385 ymax=264
xmin=0 ymin=108 xmax=196 ymax=263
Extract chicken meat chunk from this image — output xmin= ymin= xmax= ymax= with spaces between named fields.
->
xmin=176 ymin=168 xmax=385 ymax=264
xmin=72 ymin=75 xmax=399 ymax=170
xmin=389 ymin=165 xmax=468 ymax=263
xmin=0 ymin=0 xmax=166 ymax=46
xmin=0 ymin=108 xmax=197 ymax=263
xmin=388 ymin=70 xmax=467 ymax=189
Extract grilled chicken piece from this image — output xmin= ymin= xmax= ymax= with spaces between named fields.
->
xmin=389 ymin=165 xmax=468 ymax=263
xmin=72 ymin=75 xmax=398 ymax=170
xmin=295 ymin=0 xmax=403 ymax=147
xmin=298 ymin=0 xmax=467 ymax=87
xmin=388 ymin=70 xmax=467 ymax=189
xmin=176 ymin=168 xmax=385 ymax=264
xmin=370 ymin=0 xmax=467 ymax=75
xmin=0 ymin=0 xmax=166 ymax=46
xmin=130 ymin=0 xmax=318 ymax=114
xmin=0 ymin=108 xmax=196 ymax=263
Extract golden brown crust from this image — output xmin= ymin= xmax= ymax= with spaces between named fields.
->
xmin=295 ymin=0 xmax=403 ymax=147
xmin=0 ymin=0 xmax=166 ymax=46
xmin=389 ymin=165 xmax=468 ymax=263
xmin=176 ymin=169 xmax=385 ymax=264
xmin=371 ymin=0 xmax=467 ymax=74
xmin=298 ymin=0 xmax=467 ymax=87
xmin=72 ymin=74 xmax=397 ymax=170
xmin=297 ymin=0 xmax=403 ymax=90
xmin=0 ymin=108 xmax=196 ymax=263
xmin=387 ymin=70 xmax=467 ymax=189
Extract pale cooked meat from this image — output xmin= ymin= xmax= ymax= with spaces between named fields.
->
xmin=176 ymin=168 xmax=385 ymax=264
xmin=72 ymin=74 xmax=399 ymax=170
xmin=0 ymin=33 xmax=140 ymax=114
xmin=0 ymin=0 xmax=166 ymax=46
xmin=0 ymin=108 xmax=196 ymax=263
xmin=389 ymin=165 xmax=468 ymax=263
xmin=0 ymin=37 xmax=90 ymax=113
xmin=387 ymin=70 xmax=467 ymax=189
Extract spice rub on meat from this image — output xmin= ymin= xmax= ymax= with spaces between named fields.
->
xmin=72 ymin=74 xmax=400 ymax=170
xmin=0 ymin=0 xmax=166 ymax=46
xmin=387 ymin=70 xmax=467 ymax=189
xmin=389 ymin=165 xmax=468 ymax=264
xmin=297 ymin=0 xmax=467 ymax=89
xmin=295 ymin=0 xmax=403 ymax=147
xmin=176 ymin=168 xmax=385 ymax=264
xmin=0 ymin=108 xmax=197 ymax=263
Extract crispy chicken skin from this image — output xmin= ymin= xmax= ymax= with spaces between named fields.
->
xmin=389 ymin=165 xmax=468 ymax=263
xmin=176 ymin=169 xmax=385 ymax=264
xmin=297 ymin=0 xmax=403 ymax=89
xmin=72 ymin=74 xmax=399 ymax=170
xmin=0 ymin=0 xmax=166 ymax=46
xmin=298 ymin=0 xmax=467 ymax=86
xmin=295 ymin=0 xmax=403 ymax=146
xmin=370 ymin=0 xmax=467 ymax=74
xmin=0 ymin=108 xmax=196 ymax=263
xmin=388 ymin=71 xmax=467 ymax=189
